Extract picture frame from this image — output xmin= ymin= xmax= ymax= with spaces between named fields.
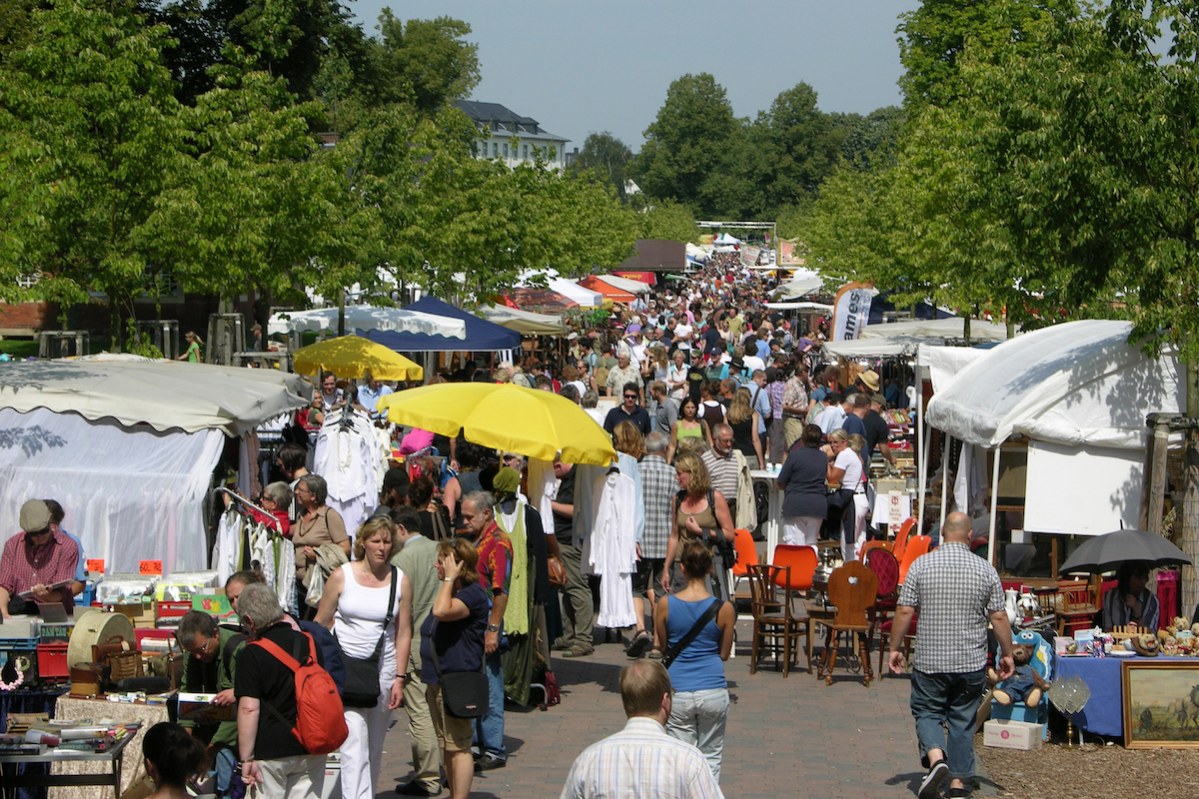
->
xmin=1121 ymin=660 xmax=1199 ymax=748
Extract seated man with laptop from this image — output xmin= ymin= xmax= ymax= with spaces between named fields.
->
xmin=0 ymin=499 xmax=80 ymax=619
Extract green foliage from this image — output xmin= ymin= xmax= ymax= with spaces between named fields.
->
xmin=568 ymin=131 xmax=633 ymax=200
xmin=634 ymin=199 xmax=697 ymax=243
xmin=367 ymin=12 xmax=480 ymax=115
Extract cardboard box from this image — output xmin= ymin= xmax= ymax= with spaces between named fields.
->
xmin=983 ymin=719 xmax=1043 ymax=750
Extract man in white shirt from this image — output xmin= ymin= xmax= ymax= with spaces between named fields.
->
xmin=818 ymin=392 xmax=847 ymax=437
xmin=559 ymin=660 xmax=723 ymax=799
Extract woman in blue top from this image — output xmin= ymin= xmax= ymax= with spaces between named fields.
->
xmin=420 ymin=538 xmax=489 ymax=799
xmin=654 ymin=540 xmax=735 ymax=781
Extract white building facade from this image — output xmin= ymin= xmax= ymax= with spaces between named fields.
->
xmin=455 ymin=100 xmax=570 ymax=170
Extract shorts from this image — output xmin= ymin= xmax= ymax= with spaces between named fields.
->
xmin=631 ymin=557 xmax=666 ymax=598
xmin=427 ymin=683 xmax=473 ymax=752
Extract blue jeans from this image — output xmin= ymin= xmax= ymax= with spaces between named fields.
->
xmin=910 ymin=669 xmax=987 ymax=782
xmin=473 ymin=652 xmax=506 ymax=760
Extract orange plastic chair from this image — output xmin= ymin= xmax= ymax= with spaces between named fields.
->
xmin=897 ymin=535 xmax=932 ymax=585
xmin=891 ymin=516 xmax=917 ymax=561
xmin=730 ymin=528 xmax=760 ymax=597
xmin=771 ymin=544 xmax=818 ymax=593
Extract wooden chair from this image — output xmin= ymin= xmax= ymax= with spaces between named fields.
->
xmin=1054 ymin=578 xmax=1098 ymax=636
xmin=730 ymin=528 xmax=759 ymax=599
xmin=897 ymin=535 xmax=933 ymax=585
xmin=746 ymin=564 xmax=811 ymax=677
xmin=815 ymin=561 xmax=878 ymax=686
xmin=858 ymin=540 xmax=891 ymax=559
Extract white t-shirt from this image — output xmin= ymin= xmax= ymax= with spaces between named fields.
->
xmin=835 ymin=449 xmax=864 ymax=491
xmin=674 ymin=323 xmax=693 ymax=349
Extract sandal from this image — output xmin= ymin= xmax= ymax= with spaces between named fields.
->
xmin=626 ymin=631 xmax=652 ymax=658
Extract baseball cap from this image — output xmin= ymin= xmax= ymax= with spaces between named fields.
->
xmin=20 ymin=500 xmax=51 ymax=534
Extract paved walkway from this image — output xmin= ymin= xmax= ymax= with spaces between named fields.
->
xmin=375 ymin=618 xmax=991 ymax=799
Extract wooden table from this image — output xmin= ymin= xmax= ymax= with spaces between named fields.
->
xmin=0 ymin=733 xmax=133 ymax=799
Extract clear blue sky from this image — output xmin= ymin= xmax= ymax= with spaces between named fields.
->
xmin=347 ymin=0 xmax=923 ymax=152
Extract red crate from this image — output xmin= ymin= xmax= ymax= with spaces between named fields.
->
xmin=36 ymin=642 xmax=69 ymax=678
xmin=155 ymin=601 xmax=191 ymax=620
xmin=135 ymin=628 xmax=177 ymax=648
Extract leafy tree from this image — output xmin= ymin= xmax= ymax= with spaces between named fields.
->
xmin=838 ymin=105 xmax=904 ymax=169
xmin=0 ymin=0 xmax=188 ymax=347
xmin=746 ymin=83 xmax=839 ymax=212
xmin=635 ymin=198 xmax=697 ymax=243
xmin=366 ymin=12 xmax=479 ymax=115
xmin=568 ymin=131 xmax=633 ymax=200
xmin=634 ymin=73 xmax=741 ymax=216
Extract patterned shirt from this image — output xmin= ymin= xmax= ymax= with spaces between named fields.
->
xmin=559 ymin=716 xmax=725 ymax=799
xmin=701 ymin=448 xmax=740 ymax=500
xmin=638 ymin=455 xmax=675 ymax=559
xmin=767 ymin=379 xmax=787 ymax=421
xmin=0 ymin=529 xmax=80 ymax=610
xmin=475 ymin=521 xmax=513 ymax=596
xmin=897 ymin=541 xmax=1005 ymax=674
xmin=782 ymin=376 xmax=808 ymax=418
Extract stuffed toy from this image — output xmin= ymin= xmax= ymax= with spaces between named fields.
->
xmin=988 ymin=641 xmax=1049 ymax=707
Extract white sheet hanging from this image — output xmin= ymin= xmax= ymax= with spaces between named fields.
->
xmin=589 ymin=472 xmax=637 ymax=628
xmin=0 ymin=407 xmax=224 ymax=574
xmin=313 ymin=410 xmax=382 ymax=536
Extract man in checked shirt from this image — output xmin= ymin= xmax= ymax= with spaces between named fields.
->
xmin=889 ymin=512 xmax=1014 ymax=799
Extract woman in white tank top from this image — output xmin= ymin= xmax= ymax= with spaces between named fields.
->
xmin=316 ymin=516 xmax=412 ymax=799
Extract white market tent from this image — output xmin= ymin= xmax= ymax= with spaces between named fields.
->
xmin=478 ymin=305 xmax=565 ymax=336
xmin=926 ymin=319 xmax=1183 ymax=551
xmin=547 ymin=278 xmax=603 ymax=308
xmin=774 ymin=275 xmax=824 ymax=299
xmin=823 ymin=317 xmax=1009 ymax=358
xmin=593 ymin=274 xmax=652 ymax=295
xmin=268 ymin=305 xmax=466 ymax=338
xmin=0 ymin=360 xmax=310 ymax=575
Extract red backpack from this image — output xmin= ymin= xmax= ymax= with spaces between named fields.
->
xmin=250 ymin=632 xmax=349 ymax=755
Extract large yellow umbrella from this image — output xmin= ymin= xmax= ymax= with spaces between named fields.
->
xmin=377 ymin=383 xmax=615 ymax=466
xmin=293 ymin=335 xmax=423 ymax=381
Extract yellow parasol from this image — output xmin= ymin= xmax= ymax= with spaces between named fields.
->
xmin=377 ymin=382 xmax=615 ymax=466
xmin=293 ymin=335 xmax=423 ymax=382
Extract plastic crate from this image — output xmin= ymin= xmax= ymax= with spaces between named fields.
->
xmin=155 ymin=601 xmax=191 ymax=621
xmin=35 ymin=642 xmax=68 ymax=678
xmin=0 ymin=637 xmax=39 ymax=650
xmin=135 ymin=628 xmax=177 ymax=648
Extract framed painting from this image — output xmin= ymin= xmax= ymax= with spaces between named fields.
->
xmin=1121 ymin=660 xmax=1199 ymax=748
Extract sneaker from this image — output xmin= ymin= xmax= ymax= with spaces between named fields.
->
xmin=947 ymin=788 xmax=971 ymax=799
xmin=626 ymin=631 xmax=652 ymax=658
xmin=561 ymin=644 xmax=594 ymax=658
xmin=395 ymin=781 xmax=441 ymax=796
xmin=918 ymin=761 xmax=948 ymax=799
xmin=474 ymin=753 xmax=506 ymax=772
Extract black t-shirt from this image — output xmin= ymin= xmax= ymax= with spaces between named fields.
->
xmin=603 ymin=405 xmax=652 ymax=436
xmin=552 ymin=467 xmax=576 ymax=545
xmin=863 ymin=410 xmax=891 ymax=462
xmin=234 ymin=622 xmax=323 ymax=761
xmin=686 ymin=367 xmax=706 ymax=403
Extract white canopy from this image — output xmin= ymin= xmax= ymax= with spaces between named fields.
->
xmin=594 ymin=274 xmax=652 ymax=295
xmin=926 ymin=319 xmax=1182 ymax=450
xmin=714 ymin=233 xmax=741 ymax=245
xmin=478 ymin=305 xmax=565 ymax=336
xmin=822 ymin=317 xmax=1009 ymax=358
xmin=764 ymin=302 xmax=834 ymax=312
xmin=547 ymin=278 xmax=603 ymax=308
xmin=775 ymin=275 xmax=824 ymax=298
xmin=0 ymin=407 xmax=223 ymax=574
xmin=0 ymin=359 xmax=310 ymax=436
xmin=268 ymin=305 xmax=466 ymax=338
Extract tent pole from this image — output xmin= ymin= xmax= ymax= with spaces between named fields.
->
xmin=917 ymin=364 xmax=927 ymax=531
xmin=940 ymin=434 xmax=951 ymax=530
xmin=988 ymin=445 xmax=1002 ymax=567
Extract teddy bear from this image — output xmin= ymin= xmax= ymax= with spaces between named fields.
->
xmin=987 ymin=641 xmax=1049 ymax=707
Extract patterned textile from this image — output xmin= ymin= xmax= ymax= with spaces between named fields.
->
xmin=781 ymin=376 xmax=807 ymax=418
xmin=897 ymin=541 xmax=1005 ymax=673
xmin=638 ymin=455 xmax=675 ymax=559
xmin=559 ymin=717 xmax=724 ymax=799
xmin=475 ymin=521 xmax=513 ymax=596
xmin=0 ymin=529 xmax=79 ymax=609
xmin=768 ymin=380 xmax=787 ymax=421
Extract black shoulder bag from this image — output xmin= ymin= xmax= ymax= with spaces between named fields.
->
xmin=338 ymin=566 xmax=397 ymax=708
xmin=662 ymin=598 xmax=724 ymax=668
xmin=428 ymin=619 xmax=489 ymax=718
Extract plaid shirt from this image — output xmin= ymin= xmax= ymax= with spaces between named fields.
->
xmin=897 ymin=541 xmax=1005 ymax=673
xmin=638 ymin=455 xmax=675 ymax=559
xmin=767 ymin=380 xmax=787 ymax=420
xmin=0 ymin=529 xmax=80 ymax=610
xmin=782 ymin=376 xmax=807 ymax=418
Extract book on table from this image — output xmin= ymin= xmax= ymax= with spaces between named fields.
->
xmin=177 ymin=692 xmax=236 ymax=723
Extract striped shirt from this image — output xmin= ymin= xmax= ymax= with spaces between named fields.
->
xmin=560 ymin=717 xmax=725 ymax=799
xmin=638 ymin=455 xmax=675 ymax=559
xmin=897 ymin=541 xmax=1005 ymax=673
xmin=701 ymin=449 xmax=739 ymax=500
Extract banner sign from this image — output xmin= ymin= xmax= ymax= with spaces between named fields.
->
xmin=831 ymin=283 xmax=874 ymax=341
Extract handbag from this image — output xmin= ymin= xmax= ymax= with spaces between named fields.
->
xmin=662 ymin=598 xmax=723 ymax=668
xmin=546 ymin=555 xmax=567 ymax=588
xmin=428 ymin=620 xmax=488 ymax=718
xmin=337 ymin=566 xmax=397 ymax=709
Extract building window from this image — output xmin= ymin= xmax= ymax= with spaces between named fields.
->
xmin=503 ymin=143 xmax=509 ymax=158
xmin=523 ymin=144 xmax=529 ymax=160
xmin=492 ymin=142 xmax=499 ymax=157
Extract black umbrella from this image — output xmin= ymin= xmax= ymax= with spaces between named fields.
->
xmin=1058 ymin=528 xmax=1191 ymax=575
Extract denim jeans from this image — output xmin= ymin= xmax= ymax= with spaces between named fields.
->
xmin=666 ymin=688 xmax=730 ymax=782
xmin=473 ymin=651 xmax=506 ymax=760
xmin=910 ymin=668 xmax=987 ymax=781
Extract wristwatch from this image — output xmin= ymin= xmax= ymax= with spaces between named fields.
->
xmin=486 ymin=623 xmax=500 ymax=632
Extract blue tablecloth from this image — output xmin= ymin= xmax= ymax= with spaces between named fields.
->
xmin=1054 ymin=655 xmax=1191 ymax=738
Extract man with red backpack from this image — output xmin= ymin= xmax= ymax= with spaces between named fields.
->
xmin=235 ymin=582 xmax=347 ymax=797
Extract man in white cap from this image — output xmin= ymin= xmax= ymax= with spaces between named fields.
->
xmin=0 ymin=499 xmax=81 ymax=618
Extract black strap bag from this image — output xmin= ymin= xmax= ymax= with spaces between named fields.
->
xmin=429 ymin=620 xmax=489 ymax=718
xmin=338 ymin=566 xmax=397 ymax=708
xmin=662 ymin=598 xmax=723 ymax=668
